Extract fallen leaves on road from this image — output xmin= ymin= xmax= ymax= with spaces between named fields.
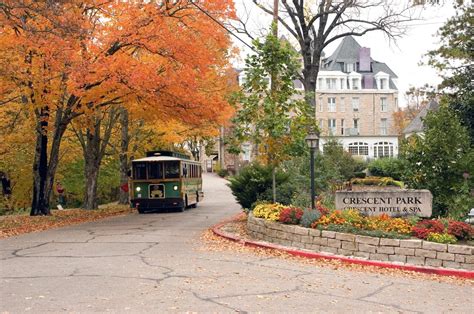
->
xmin=0 ymin=205 xmax=135 ymax=238
xmin=200 ymin=217 xmax=474 ymax=286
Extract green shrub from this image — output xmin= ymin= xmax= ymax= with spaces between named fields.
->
xmin=351 ymin=176 xmax=404 ymax=188
xmin=353 ymin=172 xmax=366 ymax=178
xmin=401 ymin=105 xmax=473 ymax=216
xmin=300 ymin=209 xmax=321 ymax=228
xmin=217 ymin=168 xmax=229 ymax=177
xmin=368 ymin=158 xmax=408 ymax=181
xmin=322 ymin=140 xmax=367 ymax=180
xmin=257 ymin=180 xmax=298 ymax=206
xmin=228 ymin=163 xmax=289 ymax=209
xmin=426 ymin=232 xmax=457 ymax=244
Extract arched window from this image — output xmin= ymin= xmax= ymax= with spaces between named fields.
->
xmin=348 ymin=142 xmax=369 ymax=156
xmin=374 ymin=142 xmax=394 ymax=158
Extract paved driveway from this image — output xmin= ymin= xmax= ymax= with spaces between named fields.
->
xmin=1 ymin=174 xmax=473 ymax=312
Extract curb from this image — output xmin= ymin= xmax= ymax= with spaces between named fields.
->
xmin=211 ymin=214 xmax=474 ymax=280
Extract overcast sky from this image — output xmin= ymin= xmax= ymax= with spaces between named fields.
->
xmin=231 ymin=1 xmax=458 ymax=107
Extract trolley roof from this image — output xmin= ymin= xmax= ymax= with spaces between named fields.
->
xmin=132 ymin=156 xmax=200 ymax=163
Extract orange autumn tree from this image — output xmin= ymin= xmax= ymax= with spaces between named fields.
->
xmin=0 ymin=0 xmax=236 ymax=214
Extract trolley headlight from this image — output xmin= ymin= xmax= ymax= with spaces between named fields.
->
xmin=136 ymin=186 xmax=141 ymax=192
xmin=173 ymin=185 xmax=178 ymax=191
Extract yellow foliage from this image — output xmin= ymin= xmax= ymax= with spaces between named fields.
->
xmin=253 ymin=203 xmax=285 ymax=221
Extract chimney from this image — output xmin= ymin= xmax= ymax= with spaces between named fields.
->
xmin=359 ymin=47 xmax=371 ymax=72
xmin=363 ymin=74 xmax=374 ymax=89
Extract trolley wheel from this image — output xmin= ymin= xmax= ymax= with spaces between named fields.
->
xmin=191 ymin=193 xmax=198 ymax=208
xmin=179 ymin=196 xmax=187 ymax=212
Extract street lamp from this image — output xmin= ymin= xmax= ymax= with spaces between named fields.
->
xmin=305 ymin=131 xmax=319 ymax=210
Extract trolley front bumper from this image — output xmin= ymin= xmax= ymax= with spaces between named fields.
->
xmin=131 ymin=198 xmax=184 ymax=212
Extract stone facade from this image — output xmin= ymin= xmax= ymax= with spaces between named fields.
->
xmin=316 ymin=92 xmax=398 ymax=137
xmin=247 ymin=214 xmax=474 ymax=271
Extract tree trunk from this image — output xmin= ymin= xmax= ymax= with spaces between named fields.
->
xmin=83 ymin=158 xmax=100 ymax=210
xmin=118 ymin=107 xmax=130 ymax=205
xmin=80 ymin=108 xmax=119 ymax=210
xmin=272 ymin=166 xmax=276 ymax=203
xmin=82 ymin=125 xmax=101 ymax=210
xmin=30 ymin=107 xmax=50 ymax=216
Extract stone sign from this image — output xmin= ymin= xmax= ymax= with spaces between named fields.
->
xmin=335 ymin=190 xmax=432 ymax=217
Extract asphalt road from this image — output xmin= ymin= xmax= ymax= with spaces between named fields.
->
xmin=1 ymin=173 xmax=473 ymax=313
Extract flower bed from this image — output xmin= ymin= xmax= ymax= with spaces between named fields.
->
xmin=252 ymin=203 xmax=473 ymax=244
xmin=247 ymin=203 xmax=474 ymax=270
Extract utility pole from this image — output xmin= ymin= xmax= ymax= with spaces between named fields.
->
xmin=273 ymin=0 xmax=279 ymax=36
xmin=271 ymin=0 xmax=279 ymax=203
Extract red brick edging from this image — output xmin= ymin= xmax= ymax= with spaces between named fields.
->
xmin=211 ymin=214 xmax=474 ymax=280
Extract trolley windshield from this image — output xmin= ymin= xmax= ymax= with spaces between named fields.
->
xmin=132 ymin=161 xmax=181 ymax=180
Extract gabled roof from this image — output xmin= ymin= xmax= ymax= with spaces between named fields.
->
xmin=403 ymin=100 xmax=440 ymax=134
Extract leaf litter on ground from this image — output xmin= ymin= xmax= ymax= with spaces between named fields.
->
xmin=0 ymin=205 xmax=134 ymax=238
xmin=200 ymin=214 xmax=473 ymax=286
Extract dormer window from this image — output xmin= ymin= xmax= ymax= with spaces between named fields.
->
xmin=375 ymin=72 xmax=390 ymax=90
xmin=346 ymin=63 xmax=356 ymax=72
xmin=348 ymin=72 xmax=362 ymax=90
xmin=318 ymin=78 xmax=323 ymax=89
xmin=326 ymin=78 xmax=337 ymax=89
xmin=352 ymin=78 xmax=359 ymax=90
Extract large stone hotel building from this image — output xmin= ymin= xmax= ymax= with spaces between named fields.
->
xmin=314 ymin=36 xmax=399 ymax=159
xmin=211 ymin=36 xmax=400 ymax=172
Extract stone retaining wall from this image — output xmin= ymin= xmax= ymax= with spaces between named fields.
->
xmin=247 ymin=214 xmax=474 ymax=271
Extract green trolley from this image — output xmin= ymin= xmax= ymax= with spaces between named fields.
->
xmin=129 ymin=151 xmax=203 ymax=213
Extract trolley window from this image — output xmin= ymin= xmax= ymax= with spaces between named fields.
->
xmin=148 ymin=162 xmax=163 ymax=179
xmin=182 ymin=163 xmax=188 ymax=178
xmin=133 ymin=162 xmax=147 ymax=180
xmin=164 ymin=161 xmax=180 ymax=179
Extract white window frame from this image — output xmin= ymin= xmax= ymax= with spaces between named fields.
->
xmin=326 ymin=78 xmax=337 ymax=89
xmin=318 ymin=78 xmax=324 ymax=90
xmin=381 ymin=97 xmax=388 ymax=112
xmin=353 ymin=118 xmax=359 ymax=133
xmin=374 ymin=141 xmax=394 ymax=158
xmin=346 ymin=63 xmax=355 ymax=72
xmin=328 ymin=97 xmax=336 ymax=112
xmin=352 ymin=97 xmax=359 ymax=112
xmin=328 ymin=119 xmax=336 ymax=135
xmin=318 ymin=97 xmax=323 ymax=112
xmin=352 ymin=78 xmax=360 ymax=90
xmin=380 ymin=118 xmax=388 ymax=135
xmin=340 ymin=119 xmax=345 ymax=135
xmin=348 ymin=142 xmax=369 ymax=156
xmin=242 ymin=144 xmax=251 ymax=161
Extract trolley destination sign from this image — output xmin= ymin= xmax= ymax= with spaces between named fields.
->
xmin=335 ymin=190 xmax=433 ymax=217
